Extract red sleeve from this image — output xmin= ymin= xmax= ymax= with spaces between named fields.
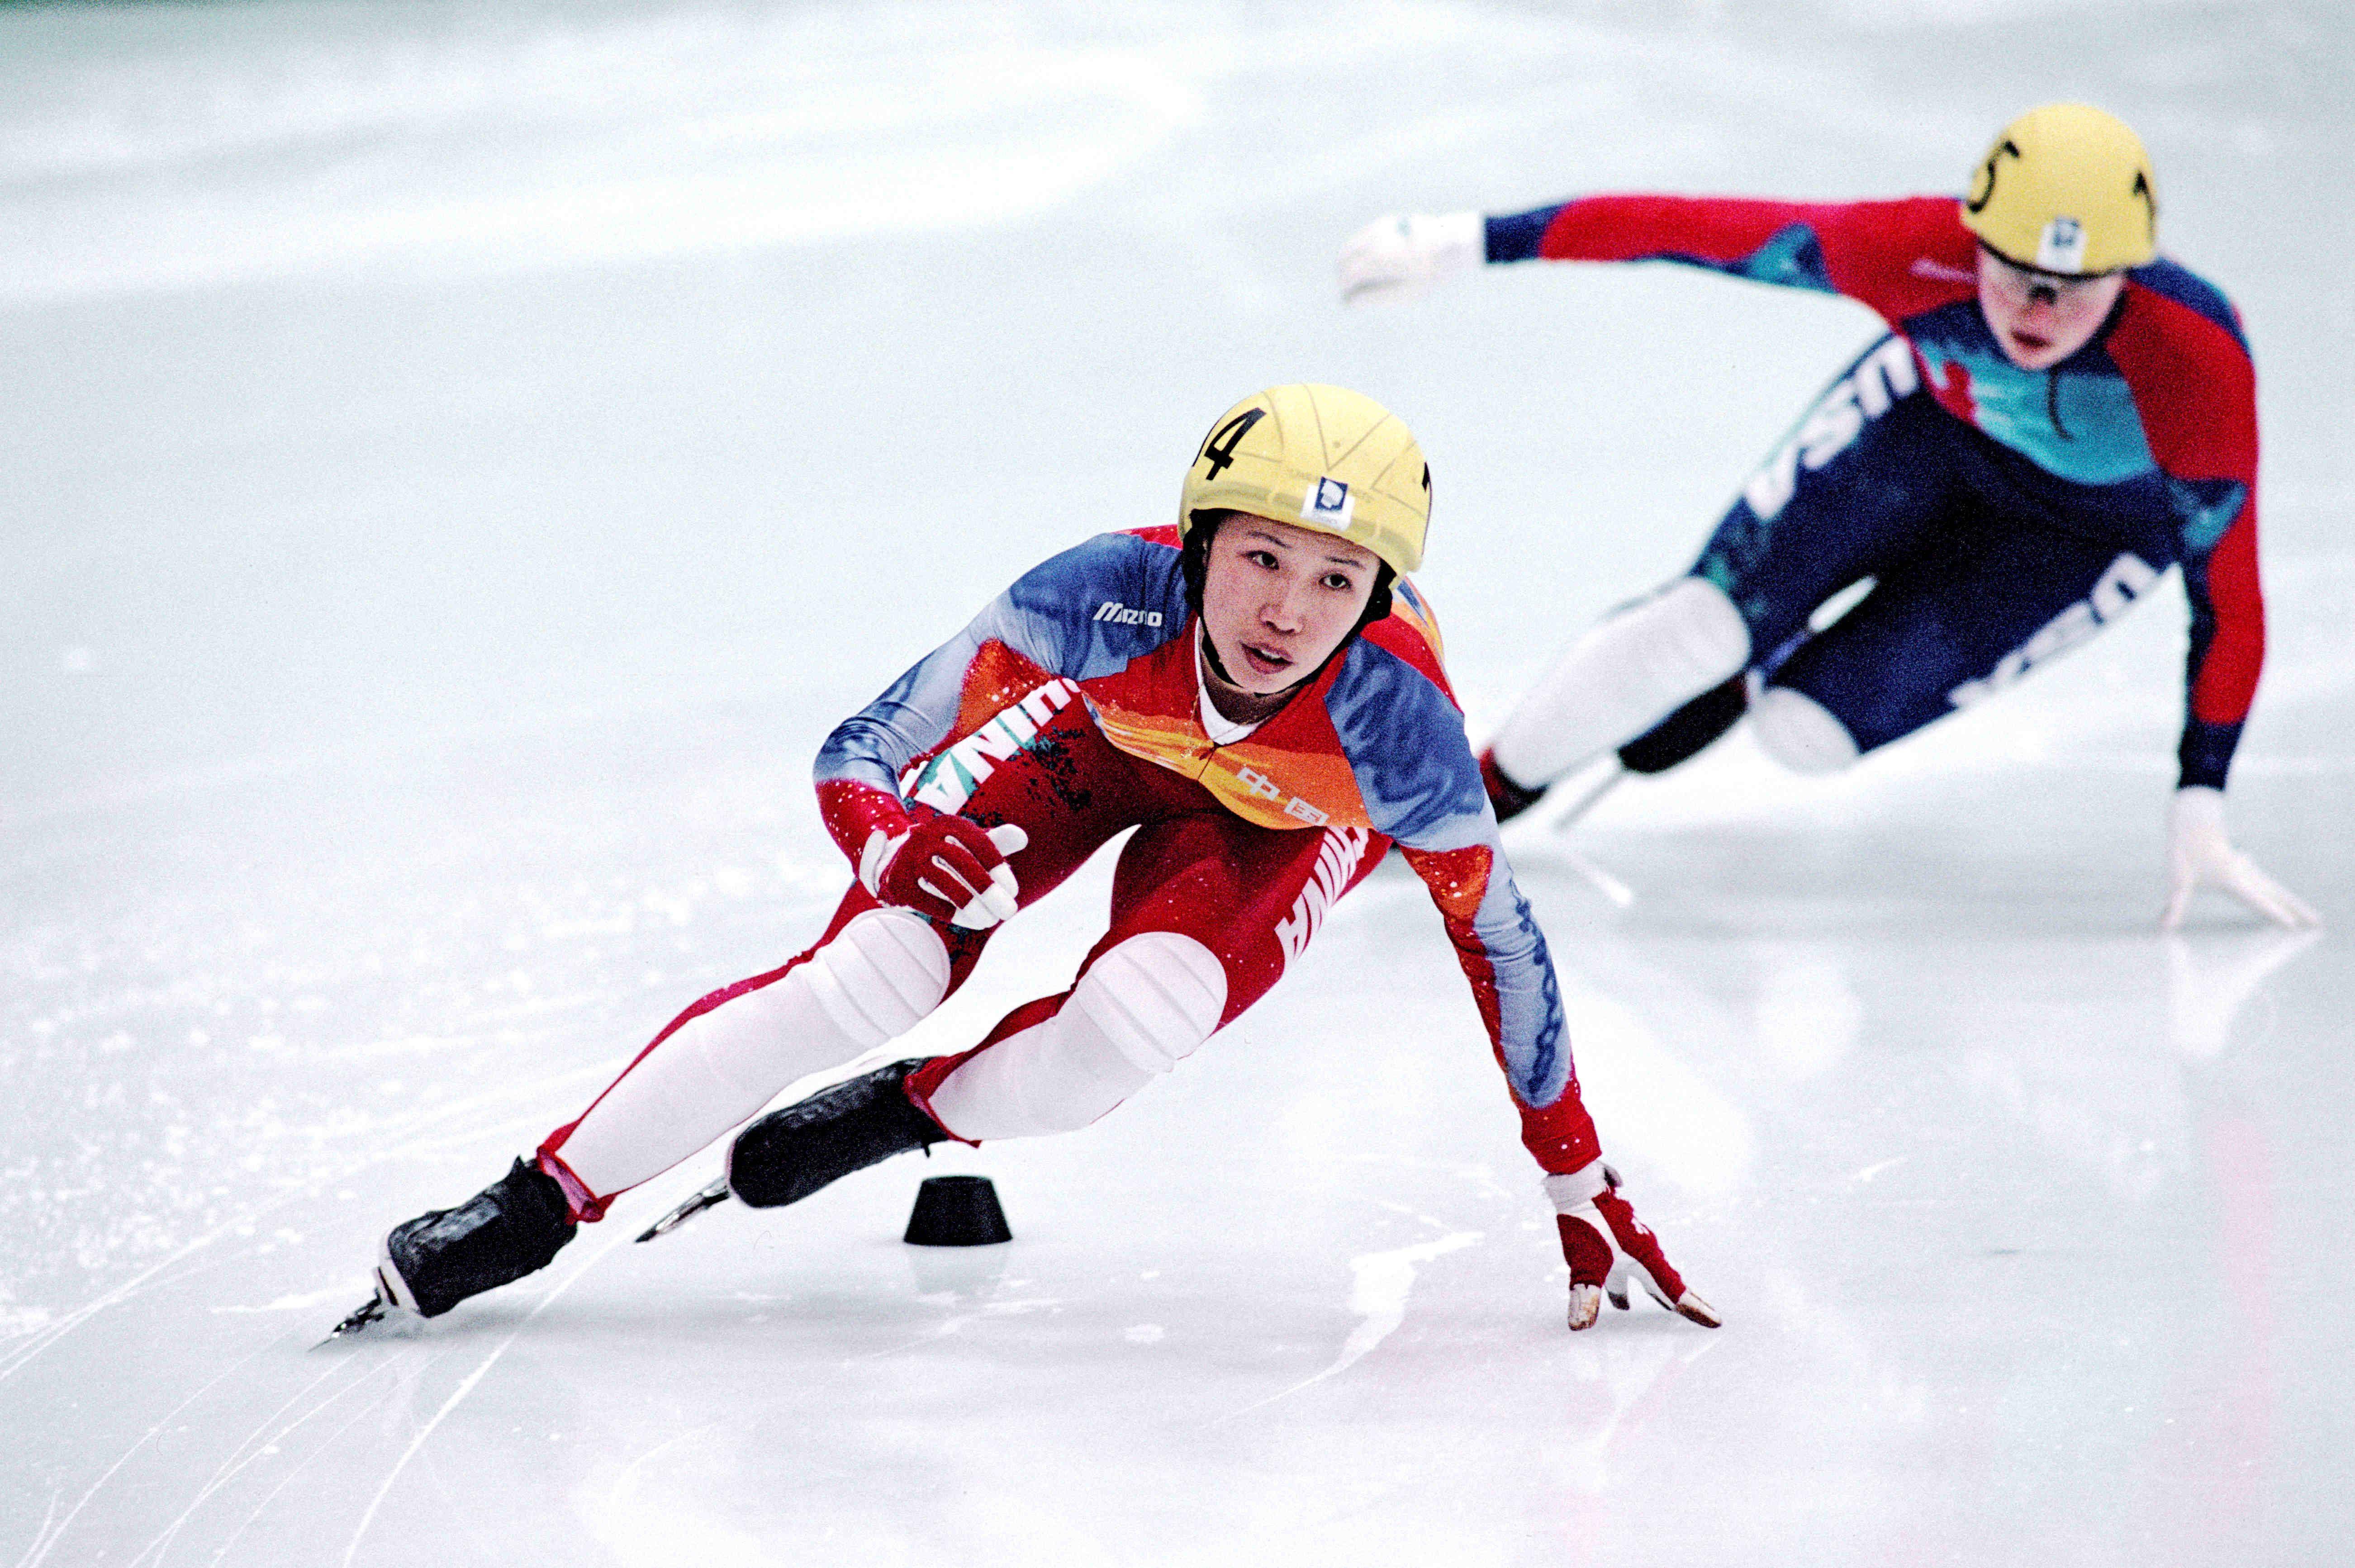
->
xmin=1525 ymin=193 xmax=1978 ymax=322
xmin=2105 ymin=287 xmax=2265 ymax=728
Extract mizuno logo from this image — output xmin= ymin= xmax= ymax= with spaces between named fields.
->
xmin=1093 ymin=601 xmax=1164 ymax=627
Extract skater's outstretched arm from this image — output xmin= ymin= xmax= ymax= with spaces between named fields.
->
xmin=1343 ymin=192 xmax=1970 ymax=321
xmin=1330 ymin=617 xmax=1719 ymax=1331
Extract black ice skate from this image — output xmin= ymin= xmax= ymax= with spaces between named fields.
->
xmin=328 ymin=1158 xmax=577 ymax=1337
xmin=636 ymin=1059 xmax=947 ymax=1243
xmin=1615 ymin=675 xmax=1747 ymax=776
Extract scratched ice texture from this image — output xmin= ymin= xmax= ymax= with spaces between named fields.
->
xmin=2 ymin=3 xmax=2349 ymax=1564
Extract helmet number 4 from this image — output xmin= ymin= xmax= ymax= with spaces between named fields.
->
xmin=1198 ymin=408 xmax=1267 ymax=480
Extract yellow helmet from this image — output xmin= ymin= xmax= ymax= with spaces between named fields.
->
xmin=1179 ymin=384 xmax=1430 ymax=576
xmin=1962 ymin=103 xmax=2157 ymax=275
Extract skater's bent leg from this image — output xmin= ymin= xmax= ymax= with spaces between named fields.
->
xmin=544 ymin=905 xmax=952 ymax=1214
xmin=1762 ymin=525 xmax=2151 ymax=772
xmin=923 ymin=931 xmax=1230 ymax=1139
xmin=918 ymin=816 xmax=1376 ymax=1139
xmin=1489 ymin=577 xmax=1751 ymax=790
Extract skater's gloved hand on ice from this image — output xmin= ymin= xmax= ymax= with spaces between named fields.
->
xmin=1551 ymin=1161 xmax=1719 ymax=1332
xmin=2161 ymin=786 xmax=2319 ymax=931
xmin=1338 ymin=212 xmax=1481 ymax=306
xmin=861 ymin=818 xmax=1029 ymax=929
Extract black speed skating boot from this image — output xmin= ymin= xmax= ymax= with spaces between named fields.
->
xmin=1616 ymin=675 xmax=1748 ymax=775
xmin=728 ymin=1059 xmax=947 ymax=1208
xmin=376 ymin=1158 xmax=578 ymax=1318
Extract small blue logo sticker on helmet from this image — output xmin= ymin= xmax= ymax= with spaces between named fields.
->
xmin=2036 ymin=215 xmax=2086 ymax=273
xmin=1301 ymin=476 xmax=1355 ymax=531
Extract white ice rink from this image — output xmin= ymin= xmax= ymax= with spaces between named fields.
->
xmin=4 ymin=2 xmax=2350 ymax=1563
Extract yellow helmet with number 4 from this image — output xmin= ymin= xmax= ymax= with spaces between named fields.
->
xmin=1962 ymin=102 xmax=2158 ymax=275
xmin=1179 ymin=384 xmax=1430 ymax=576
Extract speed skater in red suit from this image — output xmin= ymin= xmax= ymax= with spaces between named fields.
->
xmin=340 ymin=384 xmax=1719 ymax=1340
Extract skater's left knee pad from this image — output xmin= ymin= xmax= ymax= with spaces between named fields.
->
xmin=1070 ymin=932 xmax=1229 ymax=1075
xmin=804 ymin=907 xmax=952 ymax=1049
xmin=922 ymin=933 xmax=1229 ymax=1141
xmin=1751 ymin=686 xmax=1861 ymax=773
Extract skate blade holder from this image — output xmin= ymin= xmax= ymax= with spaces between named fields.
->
xmin=904 ymin=1175 xmax=1011 ymax=1246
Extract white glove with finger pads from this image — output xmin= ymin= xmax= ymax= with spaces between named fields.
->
xmin=2161 ymin=786 xmax=2318 ymax=930
xmin=861 ymin=820 xmax=1031 ymax=930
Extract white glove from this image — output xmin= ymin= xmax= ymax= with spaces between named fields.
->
xmin=1338 ymin=211 xmax=1482 ymax=306
xmin=2160 ymin=786 xmax=2319 ymax=931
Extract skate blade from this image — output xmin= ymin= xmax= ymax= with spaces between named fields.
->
xmin=1540 ymin=758 xmax=1625 ymax=834
xmin=1559 ymin=847 xmax=1634 ymax=908
xmin=312 ymin=1293 xmax=390 ymax=1349
xmin=636 ymin=1178 xmax=731 ymax=1243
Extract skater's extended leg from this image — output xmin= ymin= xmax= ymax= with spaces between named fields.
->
xmin=1485 ymin=576 xmax=1751 ymax=797
xmin=540 ymin=904 xmax=953 ymax=1217
xmin=362 ymin=697 xmax=1150 ymax=1320
xmin=356 ymin=904 xmax=958 ymax=1321
xmin=1481 ymin=335 xmax=1956 ymax=815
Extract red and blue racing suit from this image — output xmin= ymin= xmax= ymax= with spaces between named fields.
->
xmin=786 ymin=523 xmax=1600 ymax=1174
xmin=1488 ymin=194 xmax=2265 ymax=787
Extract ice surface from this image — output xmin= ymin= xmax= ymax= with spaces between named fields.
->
xmin=3 ymin=2 xmax=2350 ymax=1564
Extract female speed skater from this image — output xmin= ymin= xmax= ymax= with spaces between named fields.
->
xmin=1338 ymin=102 xmax=2316 ymax=930
xmin=338 ymin=384 xmax=1718 ymax=1339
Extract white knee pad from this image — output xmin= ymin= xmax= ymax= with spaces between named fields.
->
xmin=803 ymin=907 xmax=954 ymax=1050
xmin=926 ymin=932 xmax=1229 ymax=1141
xmin=1491 ymin=577 xmax=1752 ymax=787
xmin=1751 ymin=686 xmax=1861 ymax=773
xmin=554 ymin=908 xmax=950 ymax=1199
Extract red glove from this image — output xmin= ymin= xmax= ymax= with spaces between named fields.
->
xmin=860 ymin=815 xmax=1030 ymax=929
xmin=1553 ymin=1161 xmax=1719 ymax=1331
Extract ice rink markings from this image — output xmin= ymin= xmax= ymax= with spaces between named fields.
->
xmin=338 ymin=1222 xmax=633 ymax=1568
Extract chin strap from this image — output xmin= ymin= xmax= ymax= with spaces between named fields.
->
xmin=1196 ymin=620 xmax=1244 ymax=688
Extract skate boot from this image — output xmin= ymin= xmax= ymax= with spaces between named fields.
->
xmin=728 ymin=1059 xmax=947 ymax=1208
xmin=1478 ymin=747 xmax=1548 ymax=824
xmin=1616 ymin=675 xmax=1747 ymax=776
xmin=376 ymin=1157 xmax=578 ymax=1319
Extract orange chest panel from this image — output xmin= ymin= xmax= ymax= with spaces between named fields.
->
xmin=1080 ymin=643 xmax=1369 ymax=832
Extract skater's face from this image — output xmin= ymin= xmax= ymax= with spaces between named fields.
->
xmin=1976 ymin=245 xmax=2124 ymax=370
xmin=1198 ymin=514 xmax=1379 ymax=705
